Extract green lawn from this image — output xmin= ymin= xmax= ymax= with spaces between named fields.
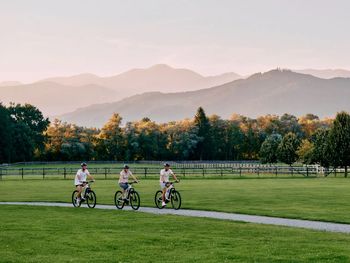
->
xmin=1 ymin=178 xmax=350 ymax=223
xmin=1 ymin=205 xmax=350 ymax=262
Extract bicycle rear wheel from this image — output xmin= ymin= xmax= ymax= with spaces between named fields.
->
xmin=114 ymin=191 xmax=125 ymax=209
xmin=86 ymin=190 xmax=96 ymax=208
xmin=130 ymin=191 xmax=140 ymax=210
xmin=72 ymin=190 xmax=81 ymax=207
xmin=171 ymin=190 xmax=181 ymax=210
xmin=154 ymin=190 xmax=163 ymax=209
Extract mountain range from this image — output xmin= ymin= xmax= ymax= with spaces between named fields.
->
xmin=60 ymin=69 xmax=350 ymax=127
xmin=0 ymin=64 xmax=241 ymax=115
xmin=295 ymin=69 xmax=350 ymax=79
xmin=2 ymin=65 xmax=350 ymax=127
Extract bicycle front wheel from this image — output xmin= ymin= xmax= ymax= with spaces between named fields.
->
xmin=154 ymin=190 xmax=163 ymax=209
xmin=114 ymin=191 xmax=125 ymax=209
xmin=130 ymin=191 xmax=140 ymax=210
xmin=72 ymin=190 xmax=81 ymax=208
xmin=171 ymin=190 xmax=181 ymax=210
xmin=86 ymin=191 xmax=96 ymax=208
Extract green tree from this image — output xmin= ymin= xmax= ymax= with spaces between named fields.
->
xmin=311 ymin=128 xmax=331 ymax=169
xmin=259 ymin=134 xmax=282 ymax=164
xmin=328 ymin=112 xmax=350 ymax=177
xmin=277 ymin=132 xmax=300 ymax=165
xmin=8 ymin=103 xmax=50 ymax=152
xmin=194 ymin=107 xmax=212 ymax=160
xmin=165 ymin=120 xmax=200 ymax=160
xmin=225 ymin=121 xmax=244 ymax=160
xmin=0 ymin=104 xmax=13 ymax=163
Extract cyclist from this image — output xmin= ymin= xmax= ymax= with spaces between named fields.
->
xmin=160 ymin=163 xmax=179 ymax=208
xmin=119 ymin=164 xmax=138 ymax=201
xmin=74 ymin=162 xmax=95 ymax=204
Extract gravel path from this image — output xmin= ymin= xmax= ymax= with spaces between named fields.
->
xmin=1 ymin=201 xmax=350 ymax=234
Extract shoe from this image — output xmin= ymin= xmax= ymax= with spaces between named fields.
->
xmin=162 ymin=201 xmax=166 ymax=207
xmin=81 ymin=197 xmax=86 ymax=202
xmin=76 ymin=198 xmax=81 ymax=205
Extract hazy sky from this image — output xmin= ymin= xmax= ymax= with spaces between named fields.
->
xmin=1 ymin=0 xmax=350 ymax=82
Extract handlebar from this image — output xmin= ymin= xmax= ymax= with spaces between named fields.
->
xmin=83 ymin=180 xmax=95 ymax=184
xmin=166 ymin=180 xmax=180 ymax=184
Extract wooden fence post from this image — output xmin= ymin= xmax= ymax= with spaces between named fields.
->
xmin=43 ymin=168 xmax=45 ymax=179
xmin=64 ymin=168 xmax=66 ymax=180
xmin=21 ymin=168 xmax=24 ymax=180
xmin=275 ymin=167 xmax=278 ymax=177
xmin=202 ymin=168 xmax=205 ymax=178
xmin=144 ymin=167 xmax=147 ymax=179
xmin=104 ymin=168 xmax=107 ymax=179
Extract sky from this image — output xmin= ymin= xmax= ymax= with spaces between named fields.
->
xmin=1 ymin=0 xmax=350 ymax=82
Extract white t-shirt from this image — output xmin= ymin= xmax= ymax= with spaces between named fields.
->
xmin=160 ymin=168 xmax=174 ymax=183
xmin=75 ymin=169 xmax=90 ymax=185
xmin=119 ymin=170 xmax=133 ymax=183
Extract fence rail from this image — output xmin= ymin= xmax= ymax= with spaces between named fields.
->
xmin=0 ymin=165 xmax=325 ymax=180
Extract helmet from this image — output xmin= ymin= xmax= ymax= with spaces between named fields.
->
xmin=123 ymin=164 xmax=129 ymax=169
xmin=164 ymin=163 xmax=170 ymax=167
xmin=81 ymin=162 xmax=87 ymax=167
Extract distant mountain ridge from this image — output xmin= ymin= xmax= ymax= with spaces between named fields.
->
xmin=60 ymin=69 xmax=350 ymax=127
xmin=0 ymin=64 xmax=242 ymax=115
xmin=0 ymin=82 xmax=115 ymax=115
xmin=38 ymin=64 xmax=242 ymax=94
xmin=0 ymin=81 xmax=22 ymax=87
xmin=295 ymin=69 xmax=350 ymax=79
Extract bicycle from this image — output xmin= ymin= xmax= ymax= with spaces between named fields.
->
xmin=155 ymin=181 xmax=181 ymax=210
xmin=72 ymin=181 xmax=96 ymax=208
xmin=114 ymin=181 xmax=140 ymax=210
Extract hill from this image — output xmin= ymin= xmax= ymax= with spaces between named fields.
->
xmin=0 ymin=65 xmax=241 ymax=116
xmin=0 ymin=82 xmax=116 ymax=115
xmin=60 ymin=69 xmax=350 ymax=127
xmin=295 ymin=69 xmax=350 ymax=79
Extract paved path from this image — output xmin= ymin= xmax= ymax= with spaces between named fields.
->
xmin=1 ymin=201 xmax=350 ymax=234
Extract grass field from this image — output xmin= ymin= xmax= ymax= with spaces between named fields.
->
xmin=1 ymin=205 xmax=350 ymax=262
xmin=1 ymin=178 xmax=350 ymax=223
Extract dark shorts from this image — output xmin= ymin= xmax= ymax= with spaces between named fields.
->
xmin=119 ymin=183 xmax=129 ymax=190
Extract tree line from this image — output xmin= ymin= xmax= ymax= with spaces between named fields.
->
xmin=1 ymin=103 xmax=350 ymax=176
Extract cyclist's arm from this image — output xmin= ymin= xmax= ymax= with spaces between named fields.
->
xmin=87 ymin=173 xmax=94 ymax=181
xmin=171 ymin=172 xmax=179 ymax=182
xmin=118 ymin=172 xmax=123 ymax=183
xmin=130 ymin=172 xmax=138 ymax=182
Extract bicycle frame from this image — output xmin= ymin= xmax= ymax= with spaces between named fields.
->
xmin=82 ymin=181 xmax=94 ymax=198
xmin=124 ymin=181 xmax=137 ymax=200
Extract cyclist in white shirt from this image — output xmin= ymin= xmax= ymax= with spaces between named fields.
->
xmin=160 ymin=163 xmax=179 ymax=207
xmin=119 ymin=165 xmax=138 ymax=201
xmin=75 ymin=162 xmax=94 ymax=204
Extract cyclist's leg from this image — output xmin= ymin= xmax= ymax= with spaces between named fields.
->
xmin=119 ymin=183 xmax=128 ymax=199
xmin=162 ymin=187 xmax=167 ymax=202
xmin=81 ymin=183 xmax=88 ymax=199
xmin=160 ymin=182 xmax=167 ymax=206
xmin=76 ymin=185 xmax=82 ymax=198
